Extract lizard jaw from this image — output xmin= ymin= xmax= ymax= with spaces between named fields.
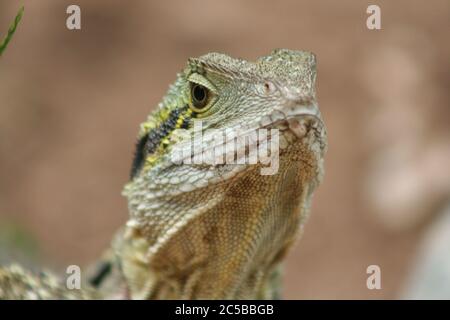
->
xmin=260 ymin=105 xmax=325 ymax=152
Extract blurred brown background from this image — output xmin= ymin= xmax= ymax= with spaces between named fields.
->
xmin=0 ymin=0 xmax=449 ymax=299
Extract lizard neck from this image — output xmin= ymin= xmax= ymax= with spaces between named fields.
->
xmin=119 ymin=154 xmax=320 ymax=299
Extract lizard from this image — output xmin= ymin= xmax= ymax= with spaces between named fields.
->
xmin=0 ymin=264 xmax=98 ymax=299
xmin=0 ymin=49 xmax=327 ymax=299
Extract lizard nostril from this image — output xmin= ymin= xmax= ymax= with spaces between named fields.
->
xmin=263 ymin=81 xmax=276 ymax=94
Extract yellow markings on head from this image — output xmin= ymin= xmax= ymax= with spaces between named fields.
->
xmin=140 ymin=105 xmax=193 ymax=173
xmin=175 ymin=108 xmax=193 ymax=129
xmin=140 ymin=121 xmax=156 ymax=136
xmin=144 ymin=154 xmax=160 ymax=169
xmin=175 ymin=116 xmax=184 ymax=128
xmin=161 ymin=138 xmax=170 ymax=146
xmin=139 ymin=104 xmax=176 ymax=137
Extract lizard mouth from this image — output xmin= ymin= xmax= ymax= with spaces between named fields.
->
xmin=167 ymin=107 xmax=325 ymax=168
xmin=268 ymin=114 xmax=323 ymax=138
xmin=257 ymin=98 xmax=323 ymax=136
xmin=259 ymin=106 xmax=326 ymax=151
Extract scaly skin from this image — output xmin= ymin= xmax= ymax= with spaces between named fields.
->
xmin=0 ymin=49 xmax=327 ymax=299
xmin=0 ymin=264 xmax=98 ymax=299
xmin=111 ymin=49 xmax=327 ymax=299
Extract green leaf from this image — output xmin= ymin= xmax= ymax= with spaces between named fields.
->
xmin=0 ymin=6 xmax=25 ymax=57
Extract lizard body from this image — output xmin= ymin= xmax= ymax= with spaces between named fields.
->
xmin=0 ymin=49 xmax=327 ymax=299
xmin=0 ymin=264 xmax=98 ymax=299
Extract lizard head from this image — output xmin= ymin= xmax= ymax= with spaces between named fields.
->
xmin=128 ymin=49 xmax=326 ymax=183
xmin=120 ymin=50 xmax=327 ymax=299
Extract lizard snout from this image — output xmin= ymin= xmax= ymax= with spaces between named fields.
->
xmin=278 ymin=94 xmax=321 ymax=120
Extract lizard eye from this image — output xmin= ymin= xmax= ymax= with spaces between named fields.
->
xmin=190 ymin=83 xmax=210 ymax=112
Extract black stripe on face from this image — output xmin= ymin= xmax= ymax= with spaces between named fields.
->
xmin=129 ymin=105 xmax=191 ymax=180
xmin=180 ymin=116 xmax=191 ymax=129
xmin=130 ymin=134 xmax=148 ymax=180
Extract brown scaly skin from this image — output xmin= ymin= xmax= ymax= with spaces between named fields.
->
xmin=0 ymin=265 xmax=99 ymax=299
xmin=0 ymin=49 xmax=327 ymax=299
